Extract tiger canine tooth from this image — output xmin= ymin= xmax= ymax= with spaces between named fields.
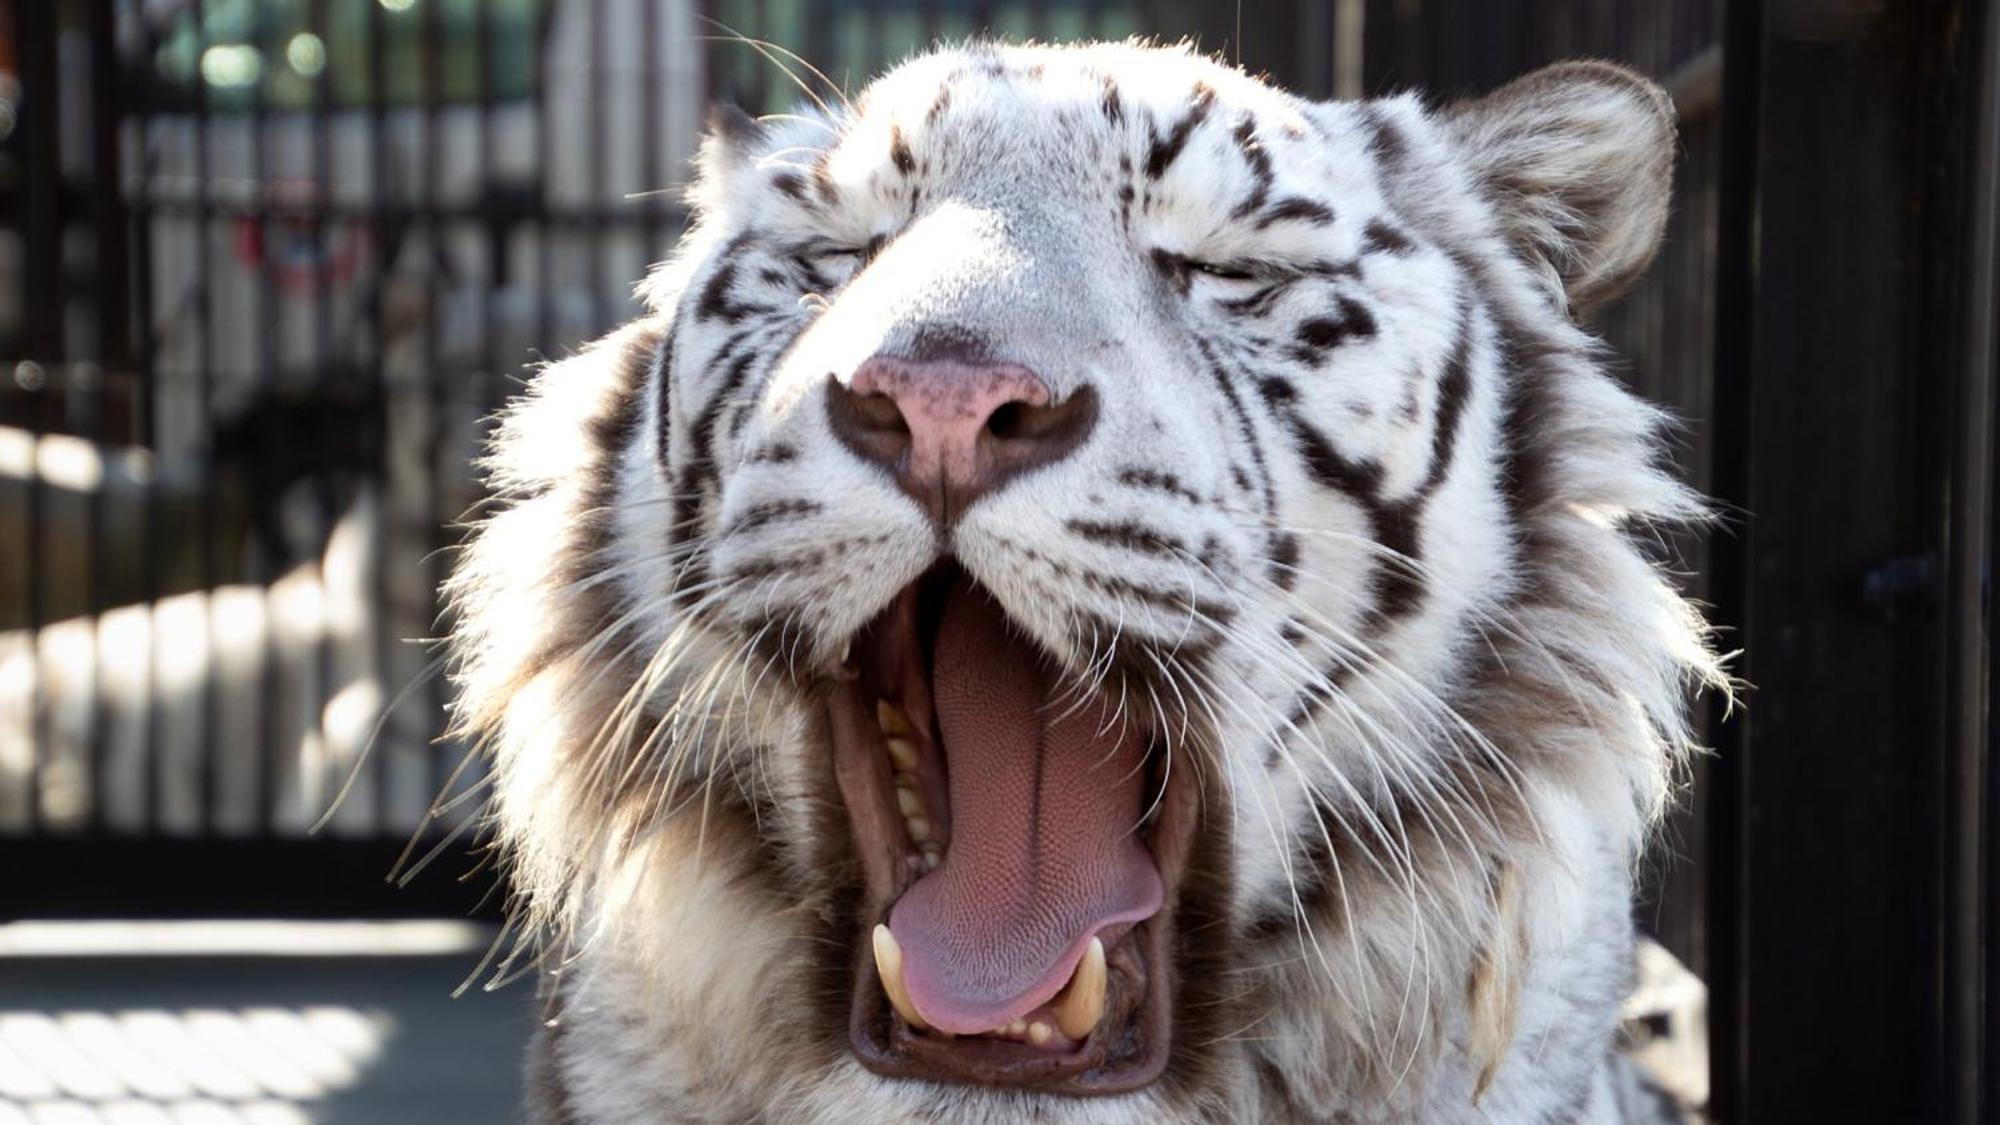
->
xmin=884 ymin=737 xmax=919 ymax=770
xmin=872 ymin=925 xmax=929 ymax=1031
xmin=1051 ymin=936 xmax=1107 ymax=1039
xmin=876 ymin=701 xmax=913 ymax=735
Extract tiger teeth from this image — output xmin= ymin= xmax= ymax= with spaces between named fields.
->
xmin=872 ymin=925 xmax=928 ymax=1031
xmin=1051 ymin=937 xmax=1108 ymax=1039
xmin=876 ymin=701 xmax=943 ymax=870
xmin=876 ymin=700 xmax=913 ymax=736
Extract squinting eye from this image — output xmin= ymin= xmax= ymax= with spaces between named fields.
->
xmin=1186 ymin=260 xmax=1258 ymax=282
xmin=810 ymin=234 xmax=888 ymax=269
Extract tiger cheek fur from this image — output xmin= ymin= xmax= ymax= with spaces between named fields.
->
xmin=448 ymin=42 xmax=1718 ymax=1124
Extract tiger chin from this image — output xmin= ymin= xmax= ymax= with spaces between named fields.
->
xmin=445 ymin=39 xmax=1723 ymax=1125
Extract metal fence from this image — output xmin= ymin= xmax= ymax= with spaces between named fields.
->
xmin=0 ymin=0 xmax=1340 ymax=904
xmin=2 ymin=1 xmax=1996 ymax=1116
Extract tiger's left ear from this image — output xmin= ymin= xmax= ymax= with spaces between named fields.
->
xmin=688 ymin=103 xmax=765 ymax=213
xmin=1446 ymin=60 xmax=1675 ymax=312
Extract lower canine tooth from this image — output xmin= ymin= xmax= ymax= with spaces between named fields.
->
xmin=872 ymin=925 xmax=929 ymax=1031
xmin=1052 ymin=936 xmax=1108 ymax=1039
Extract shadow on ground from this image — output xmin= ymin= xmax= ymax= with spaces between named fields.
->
xmin=0 ymin=948 xmax=535 ymax=1123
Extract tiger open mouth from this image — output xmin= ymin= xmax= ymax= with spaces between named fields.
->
xmin=828 ymin=560 xmax=1195 ymax=1093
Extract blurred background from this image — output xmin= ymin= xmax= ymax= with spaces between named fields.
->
xmin=0 ymin=1 xmax=1992 ymax=1122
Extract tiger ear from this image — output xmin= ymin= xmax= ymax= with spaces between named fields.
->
xmin=691 ymin=103 xmax=765 ymax=204
xmin=1446 ymin=61 xmax=1675 ymax=312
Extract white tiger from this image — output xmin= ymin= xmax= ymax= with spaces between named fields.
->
xmin=445 ymin=39 xmax=1722 ymax=1124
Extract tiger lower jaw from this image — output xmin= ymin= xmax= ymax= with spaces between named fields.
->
xmin=828 ymin=561 xmax=1196 ymax=1095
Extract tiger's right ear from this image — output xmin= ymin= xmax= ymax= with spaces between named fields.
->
xmin=1445 ymin=61 xmax=1676 ymax=312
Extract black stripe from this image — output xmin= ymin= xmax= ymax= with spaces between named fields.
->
xmin=1290 ymin=297 xmax=1379 ymax=362
xmin=1255 ymin=376 xmax=1387 ymax=499
xmin=1228 ymin=114 xmax=1273 ymax=219
xmin=1258 ymin=302 xmax=1476 ymax=633
xmin=1260 ymin=305 xmax=1479 ymax=760
xmin=1362 ymin=218 xmax=1416 ymax=256
xmin=745 ymin=442 xmax=796 ymax=465
xmin=1145 ymin=82 xmax=1216 ymax=179
xmin=725 ymin=498 xmax=822 ymax=536
xmin=1065 ymin=517 xmax=1187 ymax=558
xmin=1256 ymin=197 xmax=1336 ymax=229
xmin=1116 ymin=467 xmax=1206 ymax=507
xmin=652 ymin=324 xmax=675 ymax=472
xmin=811 ymin=149 xmax=838 ymax=205
xmin=1267 ymin=530 xmax=1301 ymax=591
xmin=1360 ymin=103 xmax=1410 ymax=171
xmin=771 ymin=172 xmax=809 ymax=202
xmin=1100 ymin=74 xmax=1124 ymax=123
xmin=1194 ymin=338 xmax=1278 ymax=519
xmin=668 ymin=346 xmax=764 ymax=576
xmin=888 ymin=125 xmax=915 ymax=175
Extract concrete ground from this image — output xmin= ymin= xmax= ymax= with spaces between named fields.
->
xmin=0 ymin=923 xmax=535 ymax=1124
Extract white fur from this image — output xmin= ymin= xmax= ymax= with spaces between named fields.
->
xmin=447 ymin=41 xmax=1720 ymax=1124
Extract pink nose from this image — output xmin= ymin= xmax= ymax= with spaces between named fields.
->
xmin=827 ymin=355 xmax=1098 ymax=525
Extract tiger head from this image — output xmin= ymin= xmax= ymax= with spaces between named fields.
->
xmin=449 ymin=41 xmax=1717 ymax=1122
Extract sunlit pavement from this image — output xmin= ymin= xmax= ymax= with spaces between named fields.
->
xmin=0 ymin=922 xmax=534 ymax=1124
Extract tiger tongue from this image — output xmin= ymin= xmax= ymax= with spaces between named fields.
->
xmin=887 ymin=578 xmax=1163 ymax=1035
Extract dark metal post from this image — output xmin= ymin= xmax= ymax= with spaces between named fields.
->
xmin=15 ymin=0 xmax=62 ymax=363
xmin=1707 ymin=0 xmax=1996 ymax=1117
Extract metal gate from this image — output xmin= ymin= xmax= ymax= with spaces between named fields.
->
xmin=0 ymin=0 xmax=1334 ymax=912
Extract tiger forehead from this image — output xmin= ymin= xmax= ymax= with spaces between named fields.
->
xmin=826 ymin=45 xmax=1319 ymax=187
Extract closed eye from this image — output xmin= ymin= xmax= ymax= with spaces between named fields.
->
xmin=1186 ymin=260 xmax=1259 ymax=282
xmin=1152 ymin=249 xmax=1287 ymax=290
xmin=798 ymin=234 xmax=892 ymax=289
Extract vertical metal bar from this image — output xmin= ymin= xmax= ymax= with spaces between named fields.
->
xmin=309 ymin=0 xmax=338 ymax=840
xmin=476 ymin=0 xmax=498 ymax=405
xmin=1944 ymin=4 xmax=1999 ymax=1117
xmin=250 ymin=0 xmax=280 ymax=838
xmin=642 ymin=0 xmax=668 ymax=265
xmin=82 ymin=0 xmax=127 ymax=834
xmin=535 ymin=0 xmax=555 ymax=357
xmin=15 ymin=0 xmax=62 ymax=362
xmin=591 ymin=0 xmax=611 ymax=330
xmin=364 ymin=0 xmax=391 ymax=834
xmin=1703 ymin=0 xmax=1762 ymax=1117
xmin=86 ymin=0 xmax=131 ymax=371
xmin=130 ymin=0 xmax=162 ymax=835
xmin=420 ymin=0 xmax=447 ymax=831
xmin=12 ymin=0 xmax=59 ymax=836
xmin=193 ymin=0 xmax=221 ymax=836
